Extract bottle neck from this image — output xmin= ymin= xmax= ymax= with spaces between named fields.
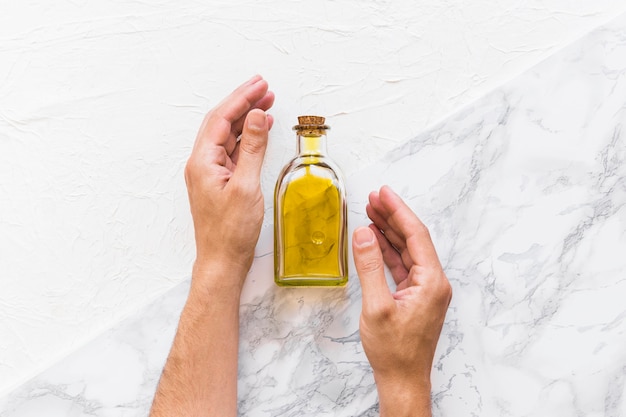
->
xmin=296 ymin=133 xmax=328 ymax=156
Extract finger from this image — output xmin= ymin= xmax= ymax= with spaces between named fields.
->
xmin=194 ymin=76 xmax=270 ymax=152
xmin=352 ymin=226 xmax=395 ymax=316
xmin=365 ymin=193 xmax=388 ymax=229
xmin=370 ymin=189 xmax=439 ymax=281
xmin=194 ymin=75 xmax=262 ymax=140
xmin=231 ymin=109 xmax=269 ymax=185
xmin=367 ymin=203 xmax=413 ymax=271
xmin=367 ymin=198 xmax=406 ymax=252
xmin=230 ymin=91 xmax=275 ymax=140
xmin=366 ymin=203 xmax=405 ymax=251
xmin=369 ymin=224 xmax=408 ymax=285
xmin=368 ymin=193 xmax=424 ymax=274
xmin=225 ymin=91 xmax=274 ymax=156
xmin=378 ymin=185 xmax=442 ymax=269
xmin=230 ymin=114 xmax=274 ymax=164
xmin=215 ymin=75 xmax=267 ymax=124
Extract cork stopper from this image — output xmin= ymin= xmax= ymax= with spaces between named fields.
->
xmin=293 ymin=115 xmax=330 ymax=135
xmin=298 ymin=115 xmax=325 ymax=125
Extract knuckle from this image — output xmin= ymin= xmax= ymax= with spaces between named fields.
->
xmin=415 ymin=221 xmax=432 ymax=239
xmin=204 ymin=110 xmax=218 ymax=125
xmin=442 ymin=278 xmax=453 ymax=301
xmin=436 ymin=273 xmax=453 ymax=303
xmin=357 ymin=256 xmax=383 ymax=274
xmin=184 ymin=157 xmax=199 ymax=180
xmin=230 ymin=179 xmax=259 ymax=198
xmin=365 ymin=301 xmax=394 ymax=322
xmin=408 ymin=265 xmax=423 ymax=284
xmin=185 ymin=153 xmax=212 ymax=178
xmin=240 ymin=136 xmax=265 ymax=155
xmin=375 ymin=302 xmax=394 ymax=321
xmin=408 ymin=266 xmax=452 ymax=304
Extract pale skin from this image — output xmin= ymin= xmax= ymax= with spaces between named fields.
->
xmin=149 ymin=75 xmax=452 ymax=417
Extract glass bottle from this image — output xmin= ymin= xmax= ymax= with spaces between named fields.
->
xmin=274 ymin=115 xmax=348 ymax=287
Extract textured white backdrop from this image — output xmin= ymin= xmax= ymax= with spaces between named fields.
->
xmin=1 ymin=0 xmax=625 ymax=396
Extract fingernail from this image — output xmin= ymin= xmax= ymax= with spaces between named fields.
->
xmin=246 ymin=110 xmax=266 ymax=131
xmin=354 ymin=227 xmax=375 ymax=248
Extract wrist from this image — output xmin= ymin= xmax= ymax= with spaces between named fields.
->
xmin=374 ymin=372 xmax=432 ymax=417
xmin=190 ymin=257 xmax=249 ymax=298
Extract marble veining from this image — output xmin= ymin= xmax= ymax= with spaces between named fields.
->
xmin=2 ymin=12 xmax=626 ymax=417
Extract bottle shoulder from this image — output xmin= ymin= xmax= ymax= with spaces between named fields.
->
xmin=278 ymin=155 xmax=344 ymax=177
xmin=275 ymin=156 xmax=346 ymax=193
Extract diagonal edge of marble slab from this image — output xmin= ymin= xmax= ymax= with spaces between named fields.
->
xmin=2 ymin=12 xmax=626 ymax=417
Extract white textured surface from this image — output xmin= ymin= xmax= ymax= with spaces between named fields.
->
xmin=1 ymin=0 xmax=626 ymax=397
xmin=1 ymin=14 xmax=625 ymax=415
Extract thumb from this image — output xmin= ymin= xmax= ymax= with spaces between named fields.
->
xmin=235 ymin=109 xmax=269 ymax=183
xmin=352 ymin=226 xmax=394 ymax=315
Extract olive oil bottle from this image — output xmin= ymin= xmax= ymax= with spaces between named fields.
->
xmin=274 ymin=116 xmax=348 ymax=286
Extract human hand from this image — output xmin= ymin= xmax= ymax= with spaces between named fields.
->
xmin=150 ymin=77 xmax=274 ymax=417
xmin=184 ymin=75 xmax=274 ymax=292
xmin=352 ymin=186 xmax=452 ymax=416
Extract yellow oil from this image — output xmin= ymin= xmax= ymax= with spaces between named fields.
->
xmin=274 ymin=136 xmax=348 ymax=286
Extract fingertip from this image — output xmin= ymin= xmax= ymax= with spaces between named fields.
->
xmin=245 ymin=109 xmax=268 ymax=132
xmin=267 ymin=114 xmax=274 ymax=130
xmin=263 ymin=90 xmax=275 ymax=109
xmin=243 ymin=77 xmax=268 ymax=97
xmin=244 ymin=74 xmax=263 ymax=86
xmin=378 ymin=185 xmax=409 ymax=214
xmin=368 ymin=224 xmax=387 ymax=247
xmin=368 ymin=191 xmax=380 ymax=208
xmin=249 ymin=90 xmax=275 ymax=117
xmin=366 ymin=202 xmax=390 ymax=234
xmin=251 ymin=79 xmax=269 ymax=97
xmin=379 ymin=185 xmax=398 ymax=200
xmin=353 ymin=226 xmax=375 ymax=248
xmin=368 ymin=223 xmax=383 ymax=238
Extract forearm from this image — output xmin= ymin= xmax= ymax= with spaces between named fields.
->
xmin=375 ymin=373 xmax=432 ymax=417
xmin=150 ymin=263 xmax=245 ymax=417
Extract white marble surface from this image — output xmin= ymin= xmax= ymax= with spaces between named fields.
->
xmin=3 ymin=2 xmax=626 ymax=395
xmin=2 ymin=11 xmax=626 ymax=417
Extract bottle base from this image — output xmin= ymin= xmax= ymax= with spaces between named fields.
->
xmin=274 ymin=275 xmax=348 ymax=287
